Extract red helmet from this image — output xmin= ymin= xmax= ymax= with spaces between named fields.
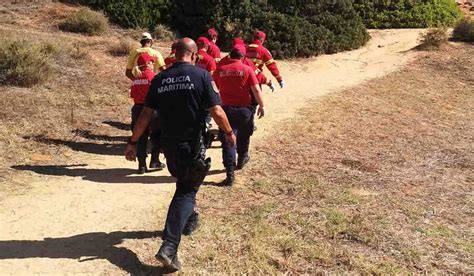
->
xmin=208 ymin=28 xmax=218 ymax=38
xmin=232 ymin=37 xmax=245 ymax=47
xmin=254 ymin=30 xmax=266 ymax=41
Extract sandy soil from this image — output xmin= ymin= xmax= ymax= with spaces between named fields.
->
xmin=0 ymin=29 xmax=423 ymax=275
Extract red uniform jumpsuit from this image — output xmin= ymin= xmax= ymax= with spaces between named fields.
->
xmin=213 ymin=58 xmax=259 ymax=170
xmin=246 ymin=40 xmax=282 ymax=83
xmin=207 ymin=28 xmax=221 ymax=62
xmin=196 ymin=49 xmax=216 ymax=73
xmin=130 ymin=54 xmax=161 ymax=169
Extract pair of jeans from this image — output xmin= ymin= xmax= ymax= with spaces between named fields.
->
xmin=161 ymin=138 xmax=205 ymax=246
xmin=131 ymin=104 xmax=161 ymax=164
xmin=219 ymin=106 xmax=254 ymax=169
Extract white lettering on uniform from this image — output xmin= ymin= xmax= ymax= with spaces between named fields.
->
xmin=132 ymin=79 xmax=150 ymax=85
xmin=219 ymin=70 xmax=244 ymax=77
xmin=158 ymin=75 xmax=194 ymax=94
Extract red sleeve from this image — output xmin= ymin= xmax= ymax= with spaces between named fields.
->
xmin=247 ymin=67 xmax=258 ymax=87
xmin=208 ymin=57 xmax=217 ymax=72
xmin=262 ymin=48 xmax=282 ymax=81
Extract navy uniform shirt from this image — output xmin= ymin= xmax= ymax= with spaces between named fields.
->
xmin=145 ymin=61 xmax=221 ymax=140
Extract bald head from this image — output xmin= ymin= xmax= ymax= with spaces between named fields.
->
xmin=175 ymin=38 xmax=197 ymax=63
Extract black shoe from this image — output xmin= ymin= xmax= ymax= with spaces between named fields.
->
xmin=220 ymin=169 xmax=235 ymax=187
xmin=137 ymin=165 xmax=147 ymax=174
xmin=236 ymin=155 xmax=250 ymax=170
xmin=183 ymin=211 xmax=199 ymax=236
xmin=149 ymin=161 xmax=166 ymax=170
xmin=155 ymin=241 xmax=181 ymax=271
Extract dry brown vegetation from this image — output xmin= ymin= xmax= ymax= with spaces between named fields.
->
xmin=58 ymin=7 xmax=109 ymax=36
xmin=418 ymin=27 xmax=449 ymax=50
xmin=0 ymin=3 xmax=172 ymax=187
xmin=178 ymin=45 xmax=474 ymax=274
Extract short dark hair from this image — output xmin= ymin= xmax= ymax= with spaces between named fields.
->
xmin=140 ymin=39 xmax=152 ymax=46
xmin=229 ymin=50 xmax=244 ymax=59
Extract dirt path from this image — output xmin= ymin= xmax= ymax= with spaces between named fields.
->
xmin=0 ymin=29 xmax=423 ymax=275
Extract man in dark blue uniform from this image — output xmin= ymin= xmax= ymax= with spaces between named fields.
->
xmin=124 ymin=38 xmax=236 ymax=271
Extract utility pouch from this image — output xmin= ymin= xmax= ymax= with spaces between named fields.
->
xmin=184 ymin=157 xmax=211 ymax=187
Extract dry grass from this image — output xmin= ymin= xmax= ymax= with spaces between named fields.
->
xmin=0 ymin=27 xmax=131 ymax=176
xmin=59 ymin=7 xmax=109 ymax=36
xmin=418 ymin=27 xmax=449 ymax=50
xmin=109 ymin=38 xmax=136 ymax=57
xmin=178 ymin=44 xmax=474 ymax=273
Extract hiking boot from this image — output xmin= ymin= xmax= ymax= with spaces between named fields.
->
xmin=149 ymin=161 xmax=166 ymax=170
xmin=183 ymin=211 xmax=199 ymax=236
xmin=138 ymin=159 xmax=147 ymax=174
xmin=149 ymin=152 xmax=165 ymax=170
xmin=155 ymin=241 xmax=181 ymax=271
xmin=236 ymin=154 xmax=250 ymax=170
xmin=220 ymin=168 xmax=235 ymax=187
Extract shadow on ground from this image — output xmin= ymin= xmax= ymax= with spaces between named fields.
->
xmin=12 ymin=165 xmax=175 ymax=184
xmin=25 ymin=136 xmax=125 ymax=156
xmin=103 ymin=121 xmax=130 ymax=131
xmin=72 ymin=129 xmax=128 ymax=143
xmin=0 ymin=231 xmax=176 ymax=275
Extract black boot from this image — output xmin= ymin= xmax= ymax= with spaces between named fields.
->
xmin=155 ymin=241 xmax=181 ymax=271
xmin=236 ymin=154 xmax=250 ymax=170
xmin=182 ymin=211 xmax=199 ymax=236
xmin=221 ymin=167 xmax=235 ymax=187
xmin=138 ymin=158 xmax=147 ymax=174
xmin=149 ymin=151 xmax=166 ymax=170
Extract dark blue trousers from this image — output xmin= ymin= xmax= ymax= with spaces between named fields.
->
xmin=131 ymin=104 xmax=161 ymax=164
xmin=161 ymin=138 xmax=203 ymax=246
xmin=219 ymin=106 xmax=254 ymax=168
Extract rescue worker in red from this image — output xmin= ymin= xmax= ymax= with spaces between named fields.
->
xmin=130 ymin=53 xmax=164 ymax=173
xmin=207 ymin=28 xmax=221 ymax=62
xmin=247 ymin=30 xmax=284 ymax=89
xmin=164 ymin=42 xmax=179 ymax=67
xmin=196 ymin=37 xmax=217 ymax=74
xmin=218 ymin=38 xmax=275 ymax=92
xmin=213 ymin=44 xmax=265 ymax=186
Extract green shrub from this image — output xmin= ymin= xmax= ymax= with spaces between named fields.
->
xmin=453 ymin=18 xmax=474 ymax=42
xmin=169 ymin=0 xmax=369 ymax=59
xmin=59 ymin=7 xmax=109 ymax=35
xmin=60 ymin=0 xmax=169 ymax=29
xmin=0 ymin=38 xmax=54 ymax=87
xmin=353 ymin=0 xmax=463 ymax=28
xmin=418 ymin=26 xmax=449 ymax=50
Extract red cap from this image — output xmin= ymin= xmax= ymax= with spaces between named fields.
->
xmin=208 ymin=28 xmax=218 ymax=38
xmin=254 ymin=31 xmax=266 ymax=40
xmin=197 ymin=37 xmax=210 ymax=45
xmin=137 ymin=53 xmax=155 ymax=67
xmin=232 ymin=44 xmax=246 ymax=56
xmin=232 ymin=38 xmax=245 ymax=47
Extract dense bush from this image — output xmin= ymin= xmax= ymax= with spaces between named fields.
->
xmin=59 ymin=8 xmax=108 ymax=35
xmin=0 ymin=38 xmax=54 ymax=87
xmin=453 ymin=18 xmax=474 ymax=42
xmin=353 ymin=0 xmax=463 ymax=28
xmin=61 ymin=0 xmax=169 ymax=29
xmin=169 ymin=0 xmax=370 ymax=58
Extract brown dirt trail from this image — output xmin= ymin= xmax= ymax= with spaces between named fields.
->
xmin=0 ymin=29 xmax=423 ymax=275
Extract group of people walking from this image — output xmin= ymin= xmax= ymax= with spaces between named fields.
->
xmin=123 ymin=28 xmax=284 ymax=271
